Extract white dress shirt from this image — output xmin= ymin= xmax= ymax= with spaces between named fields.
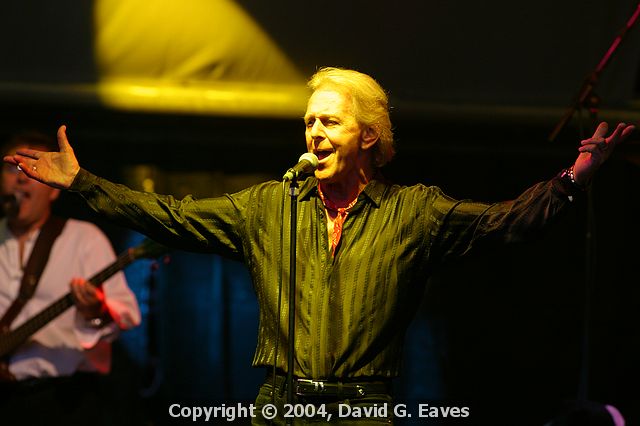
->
xmin=0 ymin=218 xmax=141 ymax=380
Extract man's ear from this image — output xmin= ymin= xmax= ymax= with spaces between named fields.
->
xmin=361 ymin=127 xmax=379 ymax=151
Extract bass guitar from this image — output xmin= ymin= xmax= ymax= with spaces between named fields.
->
xmin=0 ymin=238 xmax=168 ymax=381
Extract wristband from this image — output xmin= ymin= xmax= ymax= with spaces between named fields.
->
xmin=560 ymin=165 xmax=585 ymax=191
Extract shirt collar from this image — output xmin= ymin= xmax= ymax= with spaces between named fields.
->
xmin=298 ymin=176 xmax=317 ymax=200
xmin=298 ymin=176 xmax=387 ymax=208
xmin=0 ymin=217 xmax=42 ymax=244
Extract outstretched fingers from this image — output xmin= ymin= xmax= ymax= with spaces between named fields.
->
xmin=591 ymin=121 xmax=609 ymax=140
xmin=3 ymin=149 xmax=42 ymax=171
xmin=2 ymin=155 xmax=17 ymax=166
xmin=612 ymin=123 xmax=636 ymax=143
xmin=14 ymin=148 xmax=41 ymax=160
xmin=14 ymin=156 xmax=41 ymax=181
xmin=579 ymin=122 xmax=635 ymax=154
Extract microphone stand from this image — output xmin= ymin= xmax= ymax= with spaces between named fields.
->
xmin=285 ymin=177 xmax=299 ymax=424
xmin=549 ymin=2 xmax=640 ymax=143
xmin=548 ymin=2 xmax=640 ymax=405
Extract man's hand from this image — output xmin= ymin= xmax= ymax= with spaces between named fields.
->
xmin=70 ymin=278 xmax=109 ymax=322
xmin=3 ymin=125 xmax=80 ymax=189
xmin=573 ymin=122 xmax=635 ymax=186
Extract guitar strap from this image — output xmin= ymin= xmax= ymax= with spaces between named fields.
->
xmin=0 ymin=216 xmax=67 ymax=332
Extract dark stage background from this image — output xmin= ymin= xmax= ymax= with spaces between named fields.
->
xmin=1 ymin=1 xmax=640 ymax=425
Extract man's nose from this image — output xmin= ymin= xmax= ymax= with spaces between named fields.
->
xmin=309 ymin=120 xmax=324 ymax=139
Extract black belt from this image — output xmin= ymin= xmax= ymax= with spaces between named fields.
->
xmin=266 ymin=371 xmax=391 ymax=398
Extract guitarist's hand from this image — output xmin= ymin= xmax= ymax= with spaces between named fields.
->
xmin=70 ymin=278 xmax=110 ymax=323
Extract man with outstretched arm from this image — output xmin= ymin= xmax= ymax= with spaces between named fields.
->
xmin=4 ymin=67 xmax=635 ymax=425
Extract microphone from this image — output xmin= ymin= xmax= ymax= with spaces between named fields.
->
xmin=282 ymin=153 xmax=319 ymax=182
xmin=0 ymin=194 xmax=20 ymax=214
xmin=1 ymin=194 xmax=18 ymax=204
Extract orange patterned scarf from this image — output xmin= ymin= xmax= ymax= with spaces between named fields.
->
xmin=318 ymin=185 xmax=359 ymax=257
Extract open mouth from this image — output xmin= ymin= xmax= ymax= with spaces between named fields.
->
xmin=315 ymin=149 xmax=334 ymax=162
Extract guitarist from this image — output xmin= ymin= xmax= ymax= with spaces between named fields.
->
xmin=0 ymin=131 xmax=141 ymax=425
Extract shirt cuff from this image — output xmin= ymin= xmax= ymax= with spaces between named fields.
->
xmin=552 ymin=169 xmax=585 ymax=202
xmin=69 ymin=168 xmax=97 ymax=192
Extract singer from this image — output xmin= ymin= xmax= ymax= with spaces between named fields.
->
xmin=3 ymin=67 xmax=635 ymax=425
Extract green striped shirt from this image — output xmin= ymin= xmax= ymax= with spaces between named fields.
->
xmin=71 ymin=169 xmax=575 ymax=379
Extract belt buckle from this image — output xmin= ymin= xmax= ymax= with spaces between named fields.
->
xmin=295 ymin=379 xmax=326 ymax=395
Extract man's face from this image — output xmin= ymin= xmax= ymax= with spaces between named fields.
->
xmin=1 ymin=145 xmax=59 ymax=230
xmin=304 ymin=88 xmax=367 ymax=185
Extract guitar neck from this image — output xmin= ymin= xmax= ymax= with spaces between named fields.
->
xmin=0 ymin=293 xmax=74 ymax=357
xmin=0 ymin=249 xmax=136 ymax=358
